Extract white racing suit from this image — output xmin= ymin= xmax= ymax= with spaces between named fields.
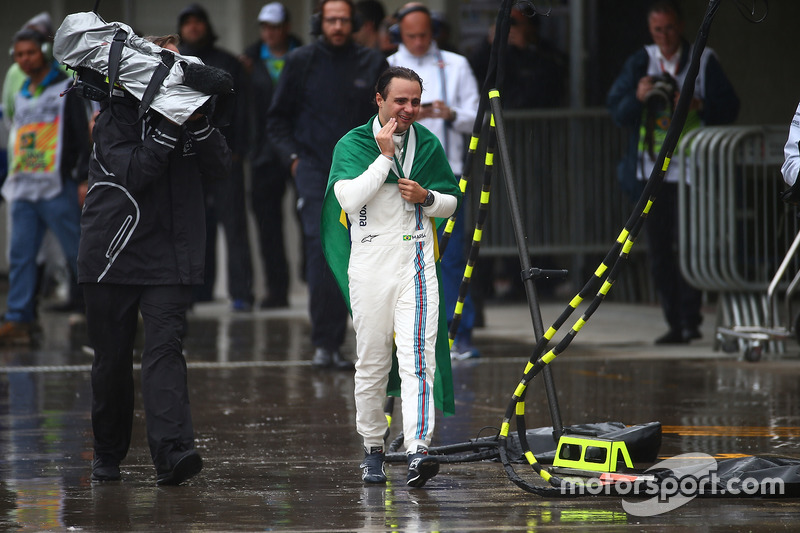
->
xmin=334 ymin=119 xmax=457 ymax=453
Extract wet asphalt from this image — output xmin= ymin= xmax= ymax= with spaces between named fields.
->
xmin=1 ymin=296 xmax=800 ymax=532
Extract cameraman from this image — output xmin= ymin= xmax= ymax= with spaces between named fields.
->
xmin=80 ymin=35 xmax=231 ymax=484
xmin=606 ymin=0 xmax=738 ymax=345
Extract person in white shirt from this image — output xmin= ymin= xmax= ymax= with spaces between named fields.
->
xmin=782 ymin=104 xmax=800 ymax=192
xmin=387 ymin=3 xmax=481 ymax=359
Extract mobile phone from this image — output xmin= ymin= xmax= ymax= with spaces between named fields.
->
xmin=421 ymin=102 xmax=433 ymax=108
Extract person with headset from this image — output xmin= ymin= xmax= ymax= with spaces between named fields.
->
xmin=606 ymin=0 xmax=738 ymax=345
xmin=0 ymin=27 xmax=90 ymax=345
xmin=267 ymin=0 xmax=388 ymax=370
xmin=3 ymin=12 xmax=59 ymax=124
xmin=387 ymin=3 xmax=481 ymax=360
xmin=2 ymin=12 xmax=87 ymax=316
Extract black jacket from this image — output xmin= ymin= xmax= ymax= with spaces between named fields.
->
xmin=267 ymin=38 xmax=387 ymax=197
xmin=243 ymin=35 xmax=301 ymax=167
xmin=179 ymin=41 xmax=249 ymax=157
xmin=469 ymin=39 xmax=566 ymax=109
xmin=78 ymin=97 xmax=231 ymax=285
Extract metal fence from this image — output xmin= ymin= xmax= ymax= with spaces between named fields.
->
xmin=471 ymin=107 xmax=651 ymax=300
xmin=676 ymin=125 xmax=798 ymax=355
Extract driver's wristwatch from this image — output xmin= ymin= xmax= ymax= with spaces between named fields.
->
xmin=421 ymin=190 xmax=435 ymax=207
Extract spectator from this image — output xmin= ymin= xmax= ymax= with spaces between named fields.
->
xmin=354 ymin=0 xmax=385 ymax=50
xmin=322 ymin=66 xmax=460 ymax=486
xmin=267 ymin=0 xmax=388 ymax=369
xmin=0 ymin=28 xmax=90 ymax=345
xmin=781 ymin=102 xmax=800 ymax=197
xmin=607 ymin=0 xmax=739 ymax=344
xmin=3 ymin=12 xmax=58 ymax=124
xmin=387 ymin=3 xmax=481 ymax=359
xmin=178 ymin=3 xmax=255 ymax=311
xmin=242 ymin=2 xmax=302 ymax=309
xmin=2 ymin=12 xmax=85 ymax=315
xmin=469 ymin=7 xmax=566 ymax=109
xmin=81 ymin=34 xmax=230 ymax=484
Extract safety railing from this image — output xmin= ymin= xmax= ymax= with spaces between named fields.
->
xmin=676 ymin=125 xmax=798 ymax=357
xmin=476 ymin=107 xmax=648 ymax=299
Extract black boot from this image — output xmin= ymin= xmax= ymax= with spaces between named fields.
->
xmin=331 ymin=350 xmax=355 ymax=371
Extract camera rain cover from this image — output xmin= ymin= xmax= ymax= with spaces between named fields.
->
xmin=53 ymin=11 xmax=211 ymax=125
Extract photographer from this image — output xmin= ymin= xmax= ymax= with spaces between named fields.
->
xmin=80 ymin=35 xmax=231 ymax=485
xmin=606 ymin=0 xmax=738 ymax=345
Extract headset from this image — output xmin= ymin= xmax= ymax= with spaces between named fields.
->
xmin=388 ymin=4 xmax=441 ymax=44
xmin=310 ymin=0 xmax=362 ymax=36
xmin=41 ymin=42 xmax=53 ymax=62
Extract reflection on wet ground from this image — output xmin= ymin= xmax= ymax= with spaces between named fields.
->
xmin=1 ymin=307 xmax=800 ymax=531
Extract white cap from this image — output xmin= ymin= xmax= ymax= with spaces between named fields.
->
xmin=258 ymin=2 xmax=287 ymax=25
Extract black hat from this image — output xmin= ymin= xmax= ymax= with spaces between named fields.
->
xmin=177 ymin=3 xmax=217 ymax=42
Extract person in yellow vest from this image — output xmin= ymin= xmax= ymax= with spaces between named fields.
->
xmin=607 ymin=0 xmax=739 ymax=344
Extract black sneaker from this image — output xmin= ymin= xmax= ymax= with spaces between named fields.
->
xmin=156 ymin=449 xmax=203 ymax=486
xmin=683 ymin=328 xmax=702 ymax=341
xmin=330 ymin=350 xmax=355 ymax=371
xmin=312 ymin=347 xmax=332 ymax=368
xmin=91 ymin=457 xmax=121 ymax=482
xmin=260 ymin=295 xmax=288 ymax=309
xmin=360 ymin=446 xmax=387 ymax=484
xmin=406 ymin=450 xmax=439 ymax=488
xmin=654 ymin=329 xmax=689 ymax=345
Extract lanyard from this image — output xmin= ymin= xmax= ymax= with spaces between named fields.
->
xmin=392 ymin=132 xmax=410 ymax=179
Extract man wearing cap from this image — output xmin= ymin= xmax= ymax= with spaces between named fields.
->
xmin=177 ymin=3 xmax=254 ymax=311
xmin=242 ymin=2 xmax=302 ymax=309
xmin=267 ymin=0 xmax=387 ymax=370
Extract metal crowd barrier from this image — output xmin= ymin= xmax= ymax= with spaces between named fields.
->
xmin=477 ymin=108 xmax=649 ymax=300
xmin=676 ymin=125 xmax=798 ymax=358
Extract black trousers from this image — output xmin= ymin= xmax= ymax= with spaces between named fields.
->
xmin=85 ymin=283 xmax=195 ymax=474
xmin=644 ymin=182 xmax=702 ymax=331
xmin=251 ymin=162 xmax=290 ymax=301
xmin=298 ymin=195 xmax=348 ymax=351
xmin=196 ymin=160 xmax=254 ymax=303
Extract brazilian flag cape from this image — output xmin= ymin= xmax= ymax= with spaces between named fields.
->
xmin=321 ymin=116 xmax=462 ymax=416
